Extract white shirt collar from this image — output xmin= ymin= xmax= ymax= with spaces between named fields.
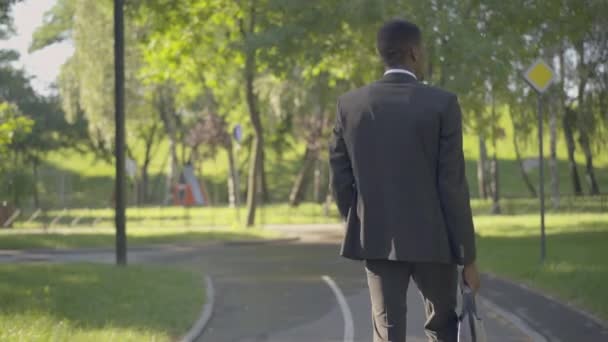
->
xmin=384 ymin=68 xmax=417 ymax=80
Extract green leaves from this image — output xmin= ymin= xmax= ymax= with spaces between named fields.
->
xmin=0 ymin=102 xmax=33 ymax=153
xmin=29 ymin=0 xmax=75 ymax=52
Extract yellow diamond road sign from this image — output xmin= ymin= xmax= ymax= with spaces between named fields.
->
xmin=524 ymin=59 xmax=555 ymax=93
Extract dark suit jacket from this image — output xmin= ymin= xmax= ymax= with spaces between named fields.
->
xmin=329 ymin=72 xmax=476 ymax=265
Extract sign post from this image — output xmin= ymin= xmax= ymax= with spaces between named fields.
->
xmin=523 ymin=59 xmax=555 ymax=263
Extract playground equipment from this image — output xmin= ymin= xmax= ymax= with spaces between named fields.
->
xmin=172 ymin=164 xmax=209 ymax=206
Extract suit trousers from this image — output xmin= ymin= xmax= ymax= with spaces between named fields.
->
xmin=365 ymin=259 xmax=458 ymax=342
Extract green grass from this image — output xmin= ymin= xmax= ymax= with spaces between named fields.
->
xmin=0 ymin=263 xmax=203 ymax=341
xmin=470 ymin=196 xmax=608 ymax=214
xmin=15 ymin=203 xmax=343 ymax=230
xmin=14 ymin=199 xmax=606 ymax=231
xmin=0 ymin=226 xmax=279 ymax=250
xmin=476 ymin=213 xmax=608 ymax=321
xmin=4 ymin=199 xmax=608 ymax=322
xmin=31 ymin=152 xmax=608 ymax=208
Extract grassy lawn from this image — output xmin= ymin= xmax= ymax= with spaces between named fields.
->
xmin=476 ymin=213 xmax=608 ymax=321
xmin=0 ymin=263 xmax=203 ymax=341
xmin=31 ymin=111 xmax=608 ymax=208
xmin=0 ymin=226 xmax=279 ymax=250
xmin=4 ymin=201 xmax=608 ymax=323
xmin=13 ymin=198 xmax=608 ymax=231
xmin=15 ymin=203 xmax=343 ymax=230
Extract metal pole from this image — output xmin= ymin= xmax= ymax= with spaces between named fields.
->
xmin=234 ymin=143 xmax=241 ymax=223
xmin=538 ymin=93 xmax=546 ymax=263
xmin=114 ymin=0 xmax=127 ymax=265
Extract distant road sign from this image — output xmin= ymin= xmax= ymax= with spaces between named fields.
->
xmin=233 ymin=124 xmax=243 ymax=143
xmin=524 ymin=60 xmax=555 ymax=93
xmin=125 ymin=158 xmax=137 ymax=178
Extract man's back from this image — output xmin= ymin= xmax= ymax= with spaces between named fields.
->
xmin=330 ymin=19 xmax=479 ymax=342
xmin=330 ymin=72 xmax=475 ymax=265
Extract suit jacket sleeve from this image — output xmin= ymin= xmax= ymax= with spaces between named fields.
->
xmin=438 ymin=95 xmax=476 ymax=265
xmin=329 ymin=99 xmax=355 ymax=220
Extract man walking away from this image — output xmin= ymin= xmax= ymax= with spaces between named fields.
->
xmin=329 ymin=19 xmax=480 ymax=342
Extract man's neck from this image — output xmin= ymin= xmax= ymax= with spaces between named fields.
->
xmin=384 ymin=67 xmax=417 ymax=80
xmin=385 ymin=64 xmax=414 ymax=72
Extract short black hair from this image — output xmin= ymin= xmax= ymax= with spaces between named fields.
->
xmin=376 ymin=19 xmax=422 ymax=67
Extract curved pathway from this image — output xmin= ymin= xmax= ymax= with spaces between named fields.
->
xmin=2 ymin=224 xmax=606 ymax=341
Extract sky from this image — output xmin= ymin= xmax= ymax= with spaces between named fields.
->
xmin=0 ymin=0 xmax=73 ymax=95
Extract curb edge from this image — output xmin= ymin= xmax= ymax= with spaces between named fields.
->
xmin=484 ymin=272 xmax=608 ymax=330
xmin=181 ymin=275 xmax=215 ymax=342
xmin=478 ymin=295 xmax=548 ymax=342
xmin=223 ymin=236 xmax=301 ymax=246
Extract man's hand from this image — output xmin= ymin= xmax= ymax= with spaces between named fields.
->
xmin=463 ymin=262 xmax=481 ymax=293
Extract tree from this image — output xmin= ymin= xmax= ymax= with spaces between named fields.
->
xmin=0 ymin=102 xmax=33 ymax=205
xmin=0 ymin=0 xmax=20 ymax=40
xmin=186 ymin=110 xmax=240 ymax=206
xmin=552 ymin=0 xmax=607 ymax=196
xmin=33 ymin=0 xmax=172 ymax=204
xmin=26 ymin=0 xmax=602 ymax=210
xmin=132 ymin=119 xmax=162 ymax=204
xmin=1 ymin=47 xmax=83 ymax=207
xmin=0 ymin=102 xmax=32 ymax=155
xmin=134 ymin=0 xmax=364 ymax=224
xmin=507 ymin=94 xmax=539 ymax=198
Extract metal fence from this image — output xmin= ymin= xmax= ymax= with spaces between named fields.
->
xmin=2 ymin=195 xmax=607 ymax=230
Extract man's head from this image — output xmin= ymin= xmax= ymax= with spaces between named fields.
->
xmin=376 ymin=19 xmax=425 ymax=80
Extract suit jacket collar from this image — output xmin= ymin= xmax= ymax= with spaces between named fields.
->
xmin=379 ymin=72 xmax=418 ymax=84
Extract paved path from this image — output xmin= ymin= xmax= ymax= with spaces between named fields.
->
xmin=268 ymin=224 xmax=608 ymax=342
xmin=481 ymin=273 xmax=608 ymax=342
xmin=178 ymin=243 xmax=529 ymax=342
xmin=2 ymin=224 xmax=607 ymax=341
xmin=0 ymin=241 xmax=529 ymax=341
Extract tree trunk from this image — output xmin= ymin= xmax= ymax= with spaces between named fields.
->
xmin=242 ymin=2 xmax=264 ymax=227
xmin=490 ymin=156 xmax=500 ymax=214
xmin=140 ymin=129 xmax=156 ymax=205
xmin=559 ymin=49 xmax=583 ymax=196
xmin=227 ymin=143 xmax=240 ymax=207
xmin=490 ymin=91 xmax=500 ymax=214
xmin=288 ymin=146 xmax=316 ymax=207
xmin=289 ymin=85 xmax=327 ymax=207
xmin=600 ymin=86 xmax=607 ymax=124
xmin=578 ymin=133 xmax=600 ymax=195
xmin=260 ymin=148 xmax=269 ymax=203
xmin=246 ymin=137 xmax=262 ymax=226
xmin=512 ymin=128 xmax=537 ymax=197
xmin=552 ymin=51 xmax=565 ymax=208
xmin=140 ymin=160 xmax=150 ymax=205
xmin=157 ymin=86 xmax=180 ymax=204
xmin=563 ymin=108 xmax=583 ymax=195
xmin=574 ymin=44 xmax=600 ymax=196
xmin=477 ymin=135 xmax=489 ymax=199
xmin=549 ymin=94 xmax=560 ymax=208
xmin=313 ymin=158 xmax=322 ymax=203
xmin=32 ymin=157 xmax=40 ymax=208
xmin=12 ymin=151 xmax=19 ymax=207
xmin=323 ymin=176 xmax=333 ymax=217
xmin=166 ymin=138 xmax=179 ymax=204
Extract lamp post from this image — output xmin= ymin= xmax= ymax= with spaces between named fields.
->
xmin=114 ymin=0 xmax=127 ymax=265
